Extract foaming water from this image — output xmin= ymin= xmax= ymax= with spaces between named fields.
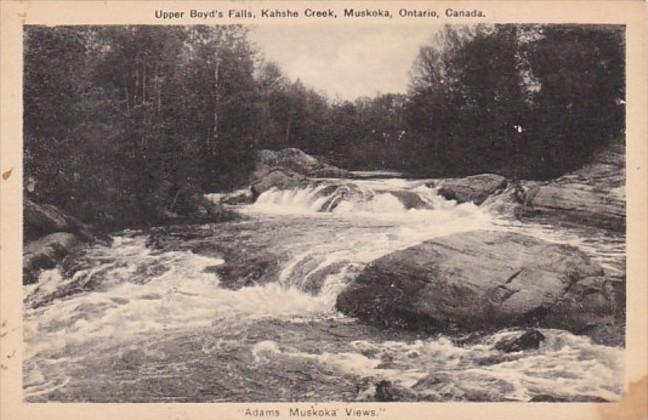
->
xmin=251 ymin=329 xmax=623 ymax=401
xmin=23 ymin=175 xmax=624 ymax=402
xmin=245 ymin=179 xmax=475 ymax=220
xmin=24 ymin=236 xmax=353 ymax=361
xmin=249 ymin=184 xmax=333 ymax=214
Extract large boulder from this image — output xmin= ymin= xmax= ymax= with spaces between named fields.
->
xmin=434 ymin=174 xmax=507 ymax=205
xmin=23 ymin=232 xmax=83 ymax=284
xmin=336 ymin=230 xmax=622 ymax=345
xmin=24 ymin=199 xmax=98 ymax=243
xmin=251 ymin=168 xmax=307 ymax=197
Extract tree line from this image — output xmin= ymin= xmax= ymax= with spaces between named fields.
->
xmin=24 ymin=24 xmax=624 ymax=229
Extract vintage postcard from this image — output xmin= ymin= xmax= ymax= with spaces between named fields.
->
xmin=1 ymin=1 xmax=646 ymax=419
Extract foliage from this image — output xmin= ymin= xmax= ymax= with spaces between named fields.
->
xmin=24 ymin=24 xmax=625 ymax=229
xmin=402 ymin=24 xmax=624 ymax=178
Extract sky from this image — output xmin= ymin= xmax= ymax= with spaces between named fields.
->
xmin=248 ymin=25 xmax=442 ymax=101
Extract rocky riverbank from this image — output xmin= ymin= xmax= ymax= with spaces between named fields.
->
xmin=22 ymin=192 xmax=238 ymax=285
xmin=433 ymin=144 xmax=625 ymax=233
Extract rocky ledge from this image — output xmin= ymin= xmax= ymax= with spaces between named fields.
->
xmin=23 ymin=199 xmax=111 ymax=284
xmin=514 ymin=148 xmax=625 ymax=231
xmin=220 ymin=148 xmax=351 ymax=201
xmin=336 ymin=230 xmax=623 ymax=346
xmin=432 ymin=173 xmax=508 ymax=205
xmin=429 ymin=145 xmax=625 ymax=233
xmin=253 ymin=148 xmax=351 ymax=180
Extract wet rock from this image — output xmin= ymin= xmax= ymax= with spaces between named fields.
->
xmin=222 ymin=190 xmax=255 ymax=205
xmin=26 ymin=253 xmax=115 ymax=308
xmin=205 ymin=251 xmax=280 ymax=290
xmin=494 ymin=329 xmax=545 ymax=353
xmin=60 ymin=250 xmax=116 ymax=280
xmin=23 ymin=232 xmax=83 ymax=284
xmin=165 ymin=189 xmax=241 ymax=224
xmin=542 ymin=276 xmax=624 ymax=346
xmin=300 ymin=261 xmax=356 ymax=294
xmin=374 ymin=380 xmax=416 ymax=402
xmin=435 ymin=174 xmax=507 ymax=205
xmin=388 ymin=190 xmax=432 ymax=210
xmin=514 ymin=145 xmax=625 ymax=232
xmin=336 ymin=230 xmax=621 ymax=345
xmin=251 ymin=168 xmax=307 ymax=197
xmin=147 ymin=223 xmax=282 ymax=290
xmin=516 ymin=181 xmax=625 ymax=232
xmin=318 ymin=183 xmax=372 ymax=212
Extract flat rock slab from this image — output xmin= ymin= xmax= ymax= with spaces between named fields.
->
xmin=336 ymin=230 xmax=622 ymax=345
xmin=518 ymin=181 xmax=625 ymax=232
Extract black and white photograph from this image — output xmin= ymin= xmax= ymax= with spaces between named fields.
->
xmin=18 ymin=21 xmax=630 ymax=404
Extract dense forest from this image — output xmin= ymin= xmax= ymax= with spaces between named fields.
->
xmin=24 ymin=24 xmax=624 ymax=229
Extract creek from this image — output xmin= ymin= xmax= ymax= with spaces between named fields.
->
xmin=23 ymin=174 xmax=625 ymax=402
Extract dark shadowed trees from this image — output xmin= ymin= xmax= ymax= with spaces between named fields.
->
xmin=24 ymin=24 xmax=624 ymax=229
xmin=403 ymin=24 xmax=624 ymax=178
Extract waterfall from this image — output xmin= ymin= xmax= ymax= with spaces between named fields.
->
xmin=244 ymin=178 xmax=474 ymax=219
xmin=22 ymin=173 xmax=623 ymax=402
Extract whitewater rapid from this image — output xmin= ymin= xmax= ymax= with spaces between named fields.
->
xmin=23 ymin=176 xmax=625 ymax=402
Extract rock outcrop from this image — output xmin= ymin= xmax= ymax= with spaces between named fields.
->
xmin=515 ymin=180 xmax=625 ymax=232
xmin=23 ymin=199 xmax=111 ymax=284
xmin=245 ymin=148 xmax=351 ymax=200
xmin=250 ymin=168 xmax=308 ymax=197
xmin=494 ymin=329 xmax=545 ymax=353
xmin=511 ymin=144 xmax=625 ymax=232
xmin=221 ymin=190 xmax=255 ymax=205
xmin=318 ymin=183 xmax=372 ymax=212
xmin=164 ymin=190 xmax=240 ymax=224
xmin=24 ymin=199 xmax=99 ymax=243
xmin=253 ymin=148 xmax=351 ymax=180
xmin=23 ymin=232 xmax=83 ymax=284
xmin=147 ymin=222 xmax=281 ymax=290
xmin=434 ymin=174 xmax=507 ymax=205
xmin=336 ymin=230 xmax=622 ymax=345
xmin=388 ymin=190 xmax=432 ymax=210
xmin=426 ymin=145 xmax=626 ymax=233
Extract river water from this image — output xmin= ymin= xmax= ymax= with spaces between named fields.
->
xmin=23 ymin=175 xmax=625 ymax=402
